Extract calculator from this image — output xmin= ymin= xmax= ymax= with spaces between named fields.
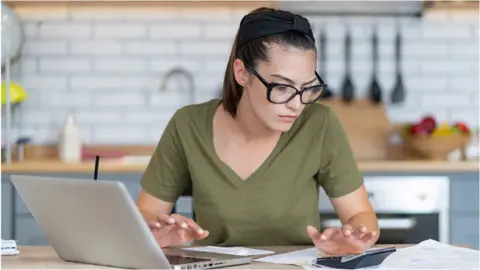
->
xmin=314 ymin=247 xmax=396 ymax=269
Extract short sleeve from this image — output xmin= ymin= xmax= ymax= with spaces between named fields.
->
xmin=140 ymin=112 xmax=190 ymax=203
xmin=316 ymin=107 xmax=364 ymax=198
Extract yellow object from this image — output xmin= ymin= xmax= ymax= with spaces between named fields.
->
xmin=1 ymin=81 xmax=28 ymax=104
xmin=432 ymin=123 xmax=454 ymax=136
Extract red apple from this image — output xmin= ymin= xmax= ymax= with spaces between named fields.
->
xmin=419 ymin=116 xmax=437 ymax=134
xmin=410 ymin=123 xmax=428 ymax=135
xmin=454 ymin=122 xmax=470 ymax=134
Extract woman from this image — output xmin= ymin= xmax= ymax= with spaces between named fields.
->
xmin=136 ymin=7 xmax=379 ymax=256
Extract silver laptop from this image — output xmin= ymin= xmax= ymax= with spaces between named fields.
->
xmin=11 ymin=175 xmax=252 ymax=269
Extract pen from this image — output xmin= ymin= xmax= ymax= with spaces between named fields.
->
xmin=94 ymin=155 xmax=99 ymax=181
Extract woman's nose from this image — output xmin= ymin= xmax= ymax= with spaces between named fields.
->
xmin=286 ymin=94 xmax=302 ymax=111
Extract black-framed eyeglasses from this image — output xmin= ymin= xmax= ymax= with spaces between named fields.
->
xmin=244 ymin=62 xmax=327 ymax=105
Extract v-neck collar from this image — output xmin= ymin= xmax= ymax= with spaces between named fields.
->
xmin=205 ymin=99 xmax=288 ymax=187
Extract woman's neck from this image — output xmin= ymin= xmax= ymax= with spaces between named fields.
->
xmin=229 ymin=98 xmax=280 ymax=143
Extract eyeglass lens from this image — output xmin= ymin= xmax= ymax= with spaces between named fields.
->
xmin=270 ymin=84 xmax=325 ymax=104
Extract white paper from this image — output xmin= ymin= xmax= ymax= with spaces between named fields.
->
xmin=1 ymin=239 xmax=19 ymax=256
xmin=183 ymin=246 xmax=275 ymax=256
xmin=1 ymin=249 xmax=19 ymax=256
xmin=380 ymin=239 xmax=480 ymax=269
xmin=255 ymin=247 xmax=319 ymax=265
xmin=255 ymin=239 xmax=480 ymax=269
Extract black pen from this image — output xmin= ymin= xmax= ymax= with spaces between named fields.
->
xmin=94 ymin=155 xmax=99 ymax=180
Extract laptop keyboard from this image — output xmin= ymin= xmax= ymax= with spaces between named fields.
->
xmin=166 ymin=255 xmax=212 ymax=265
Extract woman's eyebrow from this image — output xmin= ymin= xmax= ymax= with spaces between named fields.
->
xmin=271 ymin=74 xmax=317 ymax=86
xmin=302 ymin=77 xmax=318 ymax=86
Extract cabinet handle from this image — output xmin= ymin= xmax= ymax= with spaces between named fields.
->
xmin=322 ymin=218 xmax=416 ymax=230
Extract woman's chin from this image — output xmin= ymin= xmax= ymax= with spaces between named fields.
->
xmin=269 ymin=121 xmax=295 ymax=132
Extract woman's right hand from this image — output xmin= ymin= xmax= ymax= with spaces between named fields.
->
xmin=141 ymin=211 xmax=209 ymax=248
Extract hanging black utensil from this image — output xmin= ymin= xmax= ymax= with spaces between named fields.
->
xmin=340 ymin=27 xmax=355 ymax=103
xmin=390 ymin=26 xmax=405 ymax=104
xmin=318 ymin=26 xmax=333 ymax=99
xmin=368 ymin=26 xmax=382 ymax=104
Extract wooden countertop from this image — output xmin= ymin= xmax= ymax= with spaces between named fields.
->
xmin=0 ymin=244 xmax=448 ymax=269
xmin=1 ymin=160 xmax=478 ymax=174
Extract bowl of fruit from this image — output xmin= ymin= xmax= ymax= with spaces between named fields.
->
xmin=401 ymin=116 xmax=472 ymax=160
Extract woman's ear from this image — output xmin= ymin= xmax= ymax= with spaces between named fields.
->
xmin=233 ymin=59 xmax=249 ymax=87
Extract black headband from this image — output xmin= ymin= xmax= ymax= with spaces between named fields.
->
xmin=236 ymin=10 xmax=314 ymax=52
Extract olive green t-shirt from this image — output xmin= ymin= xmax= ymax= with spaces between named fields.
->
xmin=140 ymin=99 xmax=363 ymax=246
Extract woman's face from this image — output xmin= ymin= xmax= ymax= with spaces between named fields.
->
xmin=235 ymin=43 xmax=318 ymax=132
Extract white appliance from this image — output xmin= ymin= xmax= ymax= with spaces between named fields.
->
xmin=319 ymin=176 xmax=450 ymax=244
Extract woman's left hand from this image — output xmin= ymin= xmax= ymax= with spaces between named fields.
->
xmin=307 ymin=225 xmax=377 ymax=256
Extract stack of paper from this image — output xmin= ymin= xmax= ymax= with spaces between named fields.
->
xmin=254 ymin=239 xmax=480 ymax=269
xmin=1 ymin=239 xmax=19 ymax=256
xmin=380 ymin=239 xmax=480 ymax=269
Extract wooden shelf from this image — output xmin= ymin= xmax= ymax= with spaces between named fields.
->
xmin=3 ymin=0 xmax=279 ymax=8
xmin=2 ymin=159 xmax=478 ymax=173
xmin=5 ymin=0 xmax=478 ymax=13
xmin=425 ymin=0 xmax=479 ymax=11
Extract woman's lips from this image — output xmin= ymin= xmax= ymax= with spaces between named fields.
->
xmin=279 ymin=115 xmax=297 ymax=122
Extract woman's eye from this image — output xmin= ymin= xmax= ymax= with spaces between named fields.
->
xmin=304 ymin=85 xmax=322 ymax=92
xmin=275 ymin=86 xmax=289 ymax=91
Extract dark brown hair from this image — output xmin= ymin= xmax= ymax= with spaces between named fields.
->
xmin=221 ymin=7 xmax=317 ymax=117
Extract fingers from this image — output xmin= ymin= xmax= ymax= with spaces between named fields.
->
xmin=154 ymin=212 xmax=177 ymax=225
xmin=168 ymin=214 xmax=209 ymax=238
xmin=344 ymin=224 xmax=378 ymax=240
xmin=307 ymin=226 xmax=339 ymax=256
xmin=307 ymin=226 xmax=339 ymax=242
xmin=185 ymin=218 xmax=208 ymax=236
xmin=353 ymin=224 xmax=367 ymax=238
xmin=307 ymin=226 xmax=325 ymax=247
xmin=148 ymin=220 xmax=162 ymax=229
xmin=140 ymin=210 xmax=166 ymax=229
xmin=140 ymin=210 xmax=209 ymax=240
xmin=342 ymin=224 xmax=354 ymax=237
xmin=320 ymin=227 xmax=339 ymax=240
xmin=307 ymin=225 xmax=322 ymax=238
xmin=359 ymin=231 xmax=376 ymax=242
xmin=170 ymin=214 xmax=198 ymax=233
xmin=355 ymin=229 xmax=377 ymax=242
xmin=151 ymin=223 xmax=176 ymax=243
xmin=309 ymin=224 xmax=379 ymax=256
xmin=154 ymin=224 xmax=175 ymax=235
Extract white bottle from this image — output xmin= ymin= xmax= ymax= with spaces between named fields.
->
xmin=465 ymin=128 xmax=479 ymax=161
xmin=58 ymin=114 xmax=82 ymax=163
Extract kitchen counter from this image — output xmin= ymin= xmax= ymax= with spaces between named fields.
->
xmin=1 ymin=160 xmax=478 ymax=174
xmin=2 ymin=244 xmax=473 ymax=269
xmin=1 ymin=161 xmax=478 ymax=249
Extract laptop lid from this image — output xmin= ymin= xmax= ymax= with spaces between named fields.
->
xmin=11 ymin=174 xmax=175 ymax=269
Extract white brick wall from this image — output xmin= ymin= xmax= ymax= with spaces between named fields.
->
xmin=4 ymin=4 xmax=479 ymax=145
